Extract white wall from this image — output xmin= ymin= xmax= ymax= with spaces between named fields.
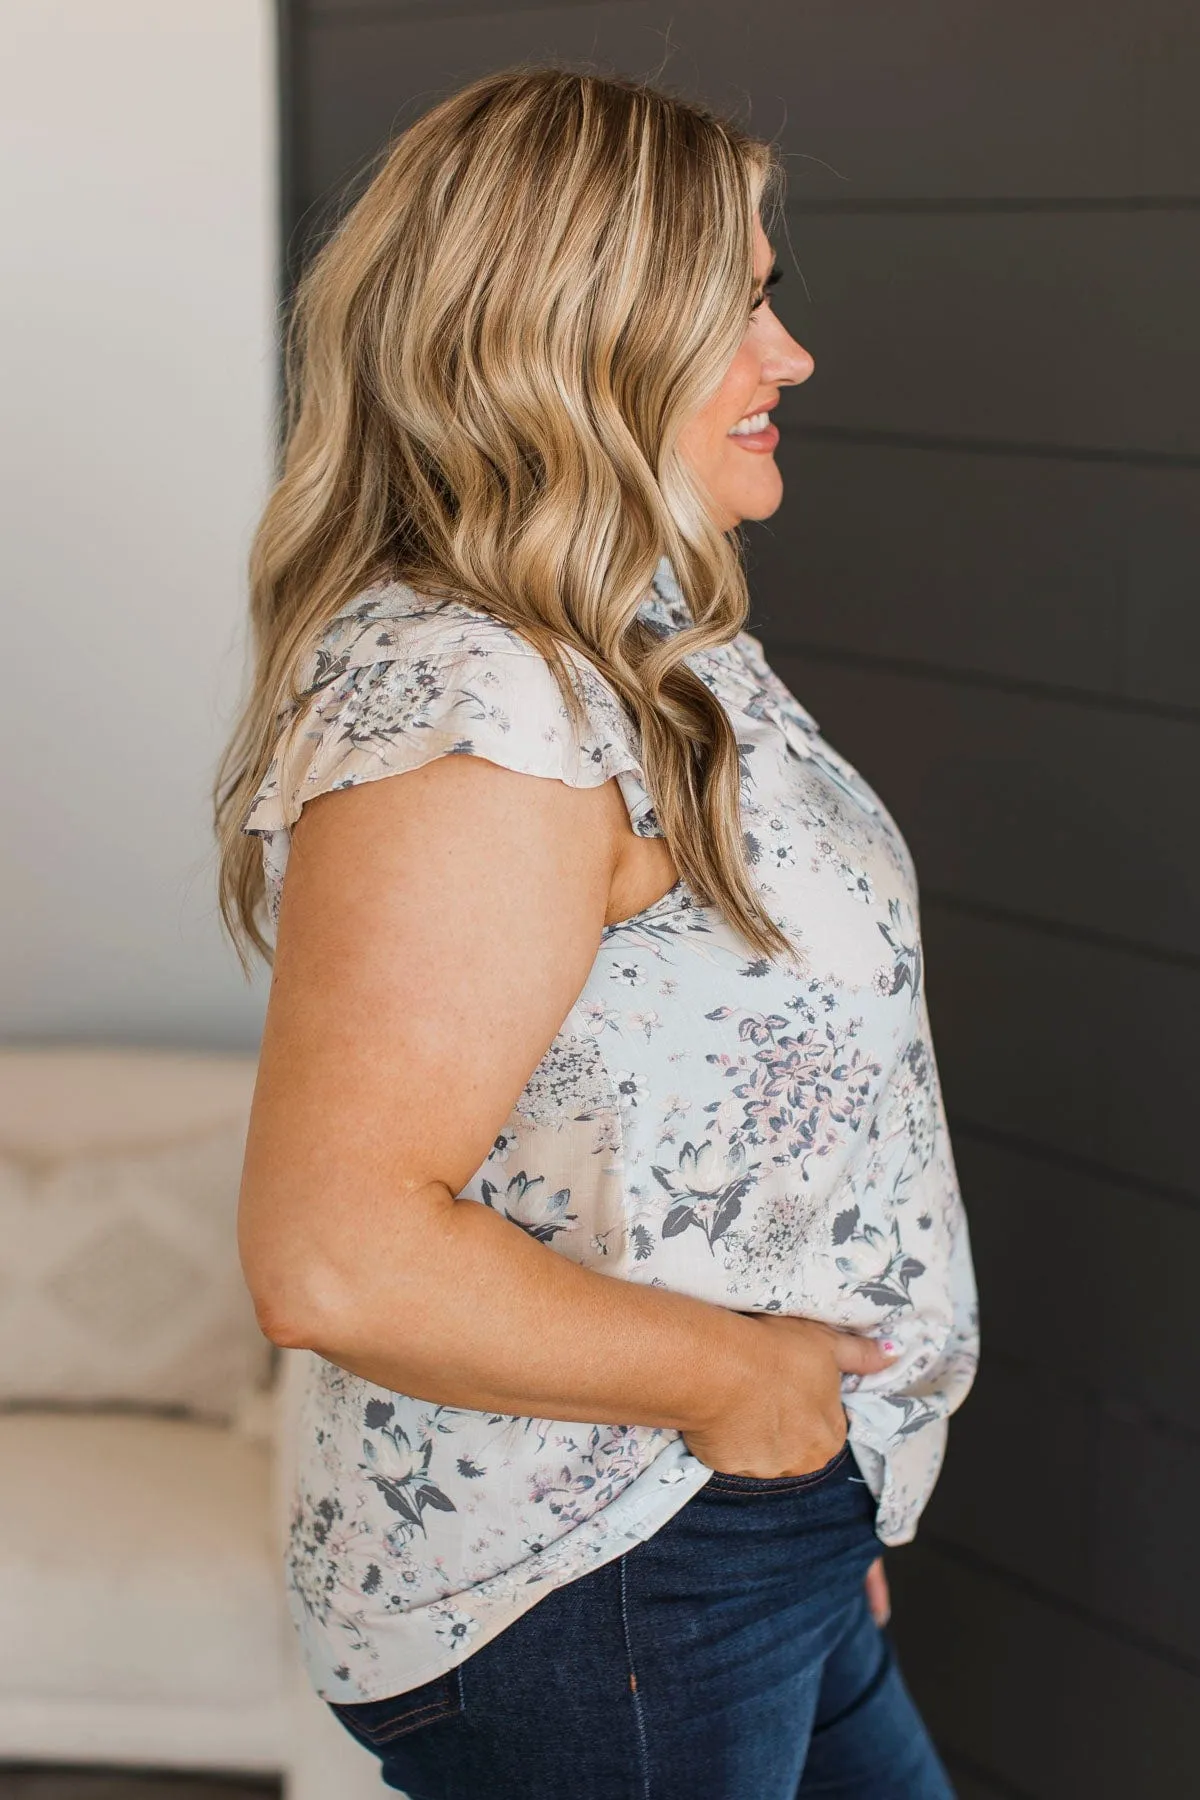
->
xmin=1 ymin=0 xmax=277 ymax=1050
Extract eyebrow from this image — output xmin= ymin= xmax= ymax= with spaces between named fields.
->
xmin=752 ymin=264 xmax=783 ymax=304
xmin=753 ymin=255 xmax=779 ymax=293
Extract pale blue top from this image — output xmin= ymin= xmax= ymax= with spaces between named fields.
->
xmin=243 ymin=557 xmax=979 ymax=1703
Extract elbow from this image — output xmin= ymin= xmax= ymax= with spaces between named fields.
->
xmin=253 ymin=1296 xmax=324 ymax=1351
xmin=238 ymin=1175 xmax=453 ymax=1354
xmin=241 ymin=1252 xmax=350 ymax=1353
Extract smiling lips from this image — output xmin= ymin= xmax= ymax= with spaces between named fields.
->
xmin=727 ymin=408 xmax=780 ymax=452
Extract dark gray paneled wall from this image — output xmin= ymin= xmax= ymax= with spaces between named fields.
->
xmin=279 ymin=4 xmax=1200 ymax=1792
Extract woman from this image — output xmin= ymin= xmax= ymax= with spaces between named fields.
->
xmin=216 ymin=65 xmax=978 ymax=1799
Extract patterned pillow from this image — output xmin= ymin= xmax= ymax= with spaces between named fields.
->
xmin=0 ymin=1120 xmax=273 ymax=1422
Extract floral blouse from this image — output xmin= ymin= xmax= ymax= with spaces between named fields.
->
xmin=242 ymin=556 xmax=979 ymax=1704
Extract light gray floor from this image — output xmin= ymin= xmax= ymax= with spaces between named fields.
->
xmin=0 ymin=1774 xmax=278 ymax=1800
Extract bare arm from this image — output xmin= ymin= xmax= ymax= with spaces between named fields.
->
xmin=238 ymin=752 xmax=892 ymax=1475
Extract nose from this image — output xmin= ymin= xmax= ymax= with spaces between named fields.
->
xmin=764 ymin=321 xmax=814 ymax=387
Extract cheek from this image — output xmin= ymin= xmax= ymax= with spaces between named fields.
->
xmin=681 ymin=344 xmax=760 ymax=463
xmin=716 ymin=348 xmax=762 ymax=439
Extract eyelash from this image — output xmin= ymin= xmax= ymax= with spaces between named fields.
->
xmin=750 ymin=266 xmax=783 ymax=315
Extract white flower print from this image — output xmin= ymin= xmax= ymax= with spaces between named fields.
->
xmin=843 ymin=866 xmax=875 ymax=904
xmin=431 ymin=1605 xmax=481 ymax=1653
xmin=650 ymin=1138 xmax=761 ymax=1253
xmin=489 ymin=1126 xmax=519 ymax=1162
xmin=479 ymin=1169 xmax=578 ymax=1244
xmin=578 ymin=996 xmax=620 ymax=1033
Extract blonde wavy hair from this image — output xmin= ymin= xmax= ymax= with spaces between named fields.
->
xmin=214 ymin=62 xmax=796 ymax=973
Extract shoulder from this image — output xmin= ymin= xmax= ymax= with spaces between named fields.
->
xmin=241 ymin=579 xmax=654 ymax=840
xmin=299 ymin=578 xmax=549 ymax=682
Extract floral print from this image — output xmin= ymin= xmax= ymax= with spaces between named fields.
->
xmin=242 ymin=556 xmax=979 ymax=1704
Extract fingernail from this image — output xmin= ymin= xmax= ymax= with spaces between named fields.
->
xmin=880 ymin=1340 xmax=898 ymax=1355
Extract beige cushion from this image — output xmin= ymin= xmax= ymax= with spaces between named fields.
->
xmin=0 ymin=1411 xmax=286 ymax=1709
xmin=0 ymin=1048 xmax=271 ymax=1421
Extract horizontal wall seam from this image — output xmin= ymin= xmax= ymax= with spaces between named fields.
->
xmin=921 ymin=893 xmax=1200 ymax=974
xmin=784 ymin=421 xmax=1200 ymax=471
xmin=305 ymin=1 xmax=641 ymax=24
xmin=945 ymin=1116 xmax=1200 ymax=1216
xmin=786 ymin=195 xmax=1200 ymax=215
xmin=761 ymin=636 xmax=1200 ymax=725
xmin=920 ymin=1535 xmax=1200 ymax=1679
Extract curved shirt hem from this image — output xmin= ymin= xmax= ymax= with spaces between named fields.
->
xmin=297 ymin=1436 xmax=717 ymax=1704
xmin=291 ymin=1401 xmax=955 ymax=1705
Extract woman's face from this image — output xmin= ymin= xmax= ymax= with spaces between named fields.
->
xmin=677 ymin=212 xmax=814 ymax=533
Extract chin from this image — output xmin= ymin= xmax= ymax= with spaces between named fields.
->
xmin=708 ymin=458 xmax=784 ymax=530
xmin=729 ymin=479 xmax=784 ymax=525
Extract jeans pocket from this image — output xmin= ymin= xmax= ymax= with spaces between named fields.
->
xmin=700 ymin=1439 xmax=852 ymax=1495
xmin=327 ymin=1664 xmax=465 ymax=1749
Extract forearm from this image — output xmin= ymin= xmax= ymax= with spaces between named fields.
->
xmin=289 ymin=1184 xmax=757 ymax=1433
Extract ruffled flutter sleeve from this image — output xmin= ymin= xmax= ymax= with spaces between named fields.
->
xmin=241 ymin=607 xmax=661 ymax=927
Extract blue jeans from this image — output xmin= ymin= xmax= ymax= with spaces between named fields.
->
xmin=327 ymin=1442 xmax=955 ymax=1798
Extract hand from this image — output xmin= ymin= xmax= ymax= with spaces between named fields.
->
xmin=683 ymin=1313 xmax=900 ymax=1479
xmin=865 ymin=1556 xmax=890 ymax=1627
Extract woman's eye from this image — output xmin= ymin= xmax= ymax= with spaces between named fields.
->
xmin=750 ymin=265 xmax=784 ymax=316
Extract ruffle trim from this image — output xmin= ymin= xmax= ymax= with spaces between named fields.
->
xmin=241 ymin=617 xmax=662 ymax=843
